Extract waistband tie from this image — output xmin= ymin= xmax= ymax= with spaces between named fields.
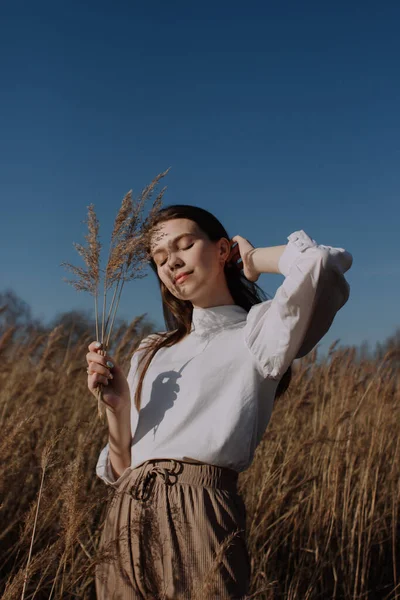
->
xmin=130 ymin=459 xmax=182 ymax=502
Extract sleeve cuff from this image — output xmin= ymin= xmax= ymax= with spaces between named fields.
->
xmin=278 ymin=230 xmax=318 ymax=277
xmin=96 ymin=442 xmax=132 ymax=488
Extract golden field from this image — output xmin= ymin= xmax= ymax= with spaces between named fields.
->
xmin=0 ymin=317 xmax=399 ymax=599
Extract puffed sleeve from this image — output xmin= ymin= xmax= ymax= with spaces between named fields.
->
xmin=95 ymin=335 xmax=156 ymax=487
xmin=244 ymin=230 xmax=353 ymax=379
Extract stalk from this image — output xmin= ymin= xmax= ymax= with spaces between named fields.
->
xmin=21 ymin=464 xmax=46 ymax=600
xmin=106 ymin=278 xmax=126 ymax=349
xmin=94 ymin=289 xmax=99 ymax=343
xmin=47 ymin=553 xmax=63 ymax=600
xmin=101 ymin=280 xmax=107 ymax=345
xmin=104 ymin=278 xmax=121 ymax=340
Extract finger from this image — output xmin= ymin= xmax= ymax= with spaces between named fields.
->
xmin=229 ymin=250 xmax=242 ymax=266
xmin=88 ymin=341 xmax=103 ymax=352
xmin=89 ymin=373 xmax=110 ymax=388
xmin=231 ymin=235 xmax=254 ymax=250
xmin=86 ymin=351 xmax=116 ymax=370
xmin=87 ymin=362 xmax=113 ymax=379
xmin=229 ymin=241 xmax=239 ymax=253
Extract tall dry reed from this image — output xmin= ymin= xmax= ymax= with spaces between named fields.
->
xmin=0 ymin=322 xmax=399 ymax=599
xmin=61 ymin=170 xmax=169 ymax=418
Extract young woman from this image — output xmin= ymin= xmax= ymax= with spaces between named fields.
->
xmin=87 ymin=205 xmax=353 ymax=599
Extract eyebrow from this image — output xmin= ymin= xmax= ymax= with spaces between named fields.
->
xmin=152 ymin=232 xmax=195 ymax=256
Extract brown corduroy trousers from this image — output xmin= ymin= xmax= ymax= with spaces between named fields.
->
xmin=95 ymin=459 xmax=251 ymax=599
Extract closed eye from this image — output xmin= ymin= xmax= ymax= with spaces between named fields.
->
xmin=159 ymin=243 xmax=194 ymax=266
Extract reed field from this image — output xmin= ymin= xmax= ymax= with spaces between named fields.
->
xmin=0 ymin=316 xmax=399 ymax=599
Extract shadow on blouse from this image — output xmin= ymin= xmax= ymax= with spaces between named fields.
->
xmin=132 ymin=357 xmax=193 ymax=444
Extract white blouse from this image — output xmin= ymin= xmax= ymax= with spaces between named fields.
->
xmin=96 ymin=230 xmax=353 ymax=487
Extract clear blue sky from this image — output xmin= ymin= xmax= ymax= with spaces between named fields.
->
xmin=1 ymin=1 xmax=399 ymax=357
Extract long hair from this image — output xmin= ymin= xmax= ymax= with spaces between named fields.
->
xmin=133 ymin=205 xmax=292 ymax=411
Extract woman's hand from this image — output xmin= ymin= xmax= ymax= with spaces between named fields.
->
xmin=227 ymin=236 xmax=260 ymax=283
xmin=86 ymin=341 xmax=130 ymax=412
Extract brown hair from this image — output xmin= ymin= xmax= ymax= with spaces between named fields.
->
xmin=133 ymin=205 xmax=291 ymax=411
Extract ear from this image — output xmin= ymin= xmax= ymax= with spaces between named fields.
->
xmin=218 ymin=238 xmax=231 ymax=261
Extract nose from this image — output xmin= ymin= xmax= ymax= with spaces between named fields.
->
xmin=167 ymin=251 xmax=184 ymax=270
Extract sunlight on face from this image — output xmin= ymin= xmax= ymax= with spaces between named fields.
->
xmin=150 ymin=218 xmax=226 ymax=304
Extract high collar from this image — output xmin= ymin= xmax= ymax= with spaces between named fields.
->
xmin=190 ymin=304 xmax=247 ymax=335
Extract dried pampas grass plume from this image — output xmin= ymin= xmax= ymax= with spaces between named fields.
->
xmin=61 ymin=169 xmax=170 ymax=418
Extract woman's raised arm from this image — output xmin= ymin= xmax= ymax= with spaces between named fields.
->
xmin=243 ymin=230 xmax=353 ymax=379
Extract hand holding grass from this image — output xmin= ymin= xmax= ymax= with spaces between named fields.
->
xmin=86 ymin=341 xmax=130 ymax=412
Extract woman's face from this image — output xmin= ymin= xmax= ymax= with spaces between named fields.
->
xmin=150 ymin=218 xmax=230 ymax=304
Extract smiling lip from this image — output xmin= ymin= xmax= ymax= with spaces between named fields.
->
xmin=175 ymin=272 xmax=192 ymax=284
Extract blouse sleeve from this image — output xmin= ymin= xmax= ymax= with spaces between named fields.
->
xmin=244 ymin=230 xmax=353 ymax=380
xmin=95 ymin=335 xmax=156 ymax=487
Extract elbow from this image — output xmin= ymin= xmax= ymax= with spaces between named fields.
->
xmin=262 ymin=354 xmax=291 ymax=381
xmin=110 ymin=460 xmax=130 ymax=480
xmin=318 ymin=246 xmax=352 ymax=308
xmin=319 ymin=245 xmax=353 ymax=276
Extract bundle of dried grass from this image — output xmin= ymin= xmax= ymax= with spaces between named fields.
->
xmin=61 ymin=169 xmax=169 ymax=418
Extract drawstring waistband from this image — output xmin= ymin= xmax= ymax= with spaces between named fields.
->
xmin=128 ymin=458 xmax=238 ymax=502
xmin=130 ymin=459 xmax=182 ymax=501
